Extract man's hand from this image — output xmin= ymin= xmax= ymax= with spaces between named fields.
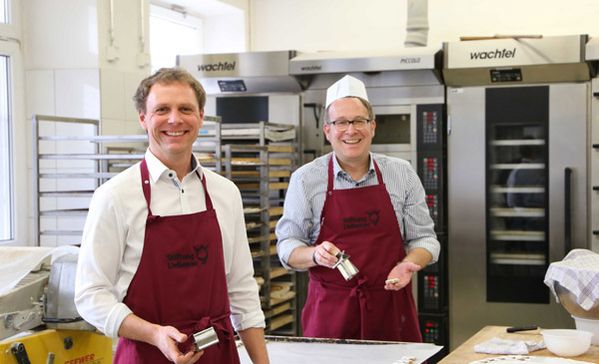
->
xmin=384 ymin=261 xmax=421 ymax=290
xmin=152 ymin=325 xmax=204 ymax=364
xmin=312 ymin=241 xmax=341 ymax=268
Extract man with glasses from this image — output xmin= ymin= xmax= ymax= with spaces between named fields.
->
xmin=276 ymin=75 xmax=439 ymax=341
xmin=75 ymin=68 xmax=269 ymax=364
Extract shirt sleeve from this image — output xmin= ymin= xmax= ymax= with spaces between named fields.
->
xmin=74 ymin=186 xmax=133 ymax=338
xmin=275 ymin=170 xmax=313 ymax=271
xmin=401 ymin=165 xmax=441 ymax=264
xmin=225 ymin=184 xmax=266 ymax=331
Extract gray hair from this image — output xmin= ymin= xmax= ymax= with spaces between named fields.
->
xmin=324 ymin=96 xmax=375 ymax=124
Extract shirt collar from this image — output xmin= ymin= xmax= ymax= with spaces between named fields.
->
xmin=144 ymin=149 xmax=202 ymax=183
xmin=332 ymin=152 xmax=375 ymax=178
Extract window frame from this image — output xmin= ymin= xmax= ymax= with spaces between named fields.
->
xmin=149 ymin=4 xmax=204 ymax=71
xmin=0 ymin=0 xmax=25 ymax=246
xmin=0 ymin=0 xmax=20 ymax=38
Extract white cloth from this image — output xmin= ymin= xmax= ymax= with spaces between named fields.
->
xmin=544 ymin=249 xmax=599 ymax=310
xmin=473 ymin=337 xmax=545 ymax=355
xmin=74 ymin=149 xmax=265 ymax=338
xmin=0 ymin=245 xmax=79 ymax=295
xmin=325 ymin=75 xmax=369 ymax=108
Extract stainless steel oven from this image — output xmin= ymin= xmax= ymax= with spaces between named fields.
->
xmin=587 ymin=38 xmax=599 ymax=254
xmin=444 ymin=34 xmax=593 ymax=350
xmin=290 ymin=50 xmax=444 ymax=167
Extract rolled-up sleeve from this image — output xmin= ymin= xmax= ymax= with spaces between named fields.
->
xmin=275 ymin=171 xmax=313 ymax=271
xmin=401 ymin=167 xmax=440 ymax=264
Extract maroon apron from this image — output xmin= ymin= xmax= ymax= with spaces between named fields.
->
xmin=113 ymin=159 xmax=240 ymax=363
xmin=302 ymin=155 xmax=422 ymax=342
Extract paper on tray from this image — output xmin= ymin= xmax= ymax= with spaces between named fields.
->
xmin=0 ymin=246 xmax=79 ymax=296
xmin=469 ymin=355 xmax=595 ymax=364
xmin=238 ymin=341 xmax=442 ymax=364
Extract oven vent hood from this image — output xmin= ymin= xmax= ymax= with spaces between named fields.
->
xmin=289 ymin=48 xmax=442 ymax=77
xmin=443 ymin=34 xmax=591 ymax=87
xmin=177 ymin=50 xmax=302 ymax=95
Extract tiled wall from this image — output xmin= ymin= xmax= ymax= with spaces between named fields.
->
xmin=22 ymin=0 xmax=149 ymax=246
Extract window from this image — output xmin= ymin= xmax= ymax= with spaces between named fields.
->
xmin=1 ymin=0 xmax=23 ymax=244
xmin=0 ymin=0 xmax=7 ymax=23
xmin=0 ymin=55 xmax=12 ymax=240
xmin=150 ymin=4 xmax=203 ymax=71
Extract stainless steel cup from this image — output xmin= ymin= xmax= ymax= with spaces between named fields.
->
xmin=333 ymin=251 xmax=359 ymax=281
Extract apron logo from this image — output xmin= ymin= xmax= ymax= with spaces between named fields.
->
xmin=194 ymin=244 xmax=209 ymax=264
xmin=342 ymin=209 xmax=381 ymax=230
xmin=367 ymin=209 xmax=380 ymax=226
xmin=166 ymin=245 xmax=209 ymax=269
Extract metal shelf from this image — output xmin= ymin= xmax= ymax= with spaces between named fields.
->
xmin=221 ymin=121 xmax=299 ymax=336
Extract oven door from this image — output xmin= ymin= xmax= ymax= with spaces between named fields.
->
xmin=371 ymin=105 xmax=416 ymax=165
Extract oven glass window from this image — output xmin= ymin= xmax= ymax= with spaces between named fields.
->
xmin=372 ymin=114 xmax=410 ymax=144
xmin=485 ymin=86 xmax=549 ymax=304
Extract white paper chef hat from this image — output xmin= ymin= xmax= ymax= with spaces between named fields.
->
xmin=325 ymin=75 xmax=369 ymax=109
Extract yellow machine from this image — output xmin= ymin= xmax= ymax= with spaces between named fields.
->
xmin=0 ymin=329 xmax=112 ymax=364
xmin=0 ymin=248 xmax=113 ymax=363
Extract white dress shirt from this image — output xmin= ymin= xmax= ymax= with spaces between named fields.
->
xmin=75 ymin=149 xmax=265 ymax=338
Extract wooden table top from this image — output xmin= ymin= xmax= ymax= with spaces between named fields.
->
xmin=439 ymin=326 xmax=599 ymax=363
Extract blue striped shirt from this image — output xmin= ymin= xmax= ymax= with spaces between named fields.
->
xmin=276 ymin=152 xmax=440 ymax=270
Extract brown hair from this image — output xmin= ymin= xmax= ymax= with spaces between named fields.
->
xmin=133 ymin=67 xmax=206 ymax=113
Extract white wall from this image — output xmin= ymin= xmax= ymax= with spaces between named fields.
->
xmin=203 ymin=11 xmax=247 ymax=53
xmin=249 ymin=0 xmax=599 ymax=51
xmin=21 ymin=0 xmax=150 ymax=246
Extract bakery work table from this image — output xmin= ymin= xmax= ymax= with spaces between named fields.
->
xmin=439 ymin=326 xmax=599 ymax=363
xmin=238 ymin=336 xmax=443 ymax=363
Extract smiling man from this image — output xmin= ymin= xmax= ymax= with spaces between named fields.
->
xmin=75 ymin=68 xmax=269 ymax=364
xmin=276 ymin=75 xmax=440 ymax=342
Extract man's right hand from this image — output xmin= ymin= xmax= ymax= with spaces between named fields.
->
xmin=152 ymin=325 xmax=204 ymax=364
xmin=312 ymin=241 xmax=341 ymax=268
xmin=119 ymin=314 xmax=204 ymax=363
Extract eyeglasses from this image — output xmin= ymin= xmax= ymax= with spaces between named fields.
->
xmin=328 ymin=118 xmax=371 ymax=131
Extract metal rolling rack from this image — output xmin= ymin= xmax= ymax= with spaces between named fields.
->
xmin=220 ymin=121 xmax=299 ymax=335
xmin=32 ymin=114 xmax=221 ymax=246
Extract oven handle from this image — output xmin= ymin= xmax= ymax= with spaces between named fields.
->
xmin=564 ymin=167 xmax=572 ymax=257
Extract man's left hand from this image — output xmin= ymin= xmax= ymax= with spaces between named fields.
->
xmin=384 ymin=261 xmax=421 ymax=290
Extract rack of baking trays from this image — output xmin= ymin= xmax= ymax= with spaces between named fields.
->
xmin=220 ymin=121 xmax=299 ymax=335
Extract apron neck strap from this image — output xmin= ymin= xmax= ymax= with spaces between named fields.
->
xmin=198 ymin=169 xmax=214 ymax=211
xmin=140 ymin=159 xmax=154 ymax=216
xmin=327 ymin=154 xmax=383 ymax=191
xmin=140 ymin=159 xmax=214 ymax=217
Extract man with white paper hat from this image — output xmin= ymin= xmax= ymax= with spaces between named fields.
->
xmin=276 ymin=74 xmax=440 ymax=341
